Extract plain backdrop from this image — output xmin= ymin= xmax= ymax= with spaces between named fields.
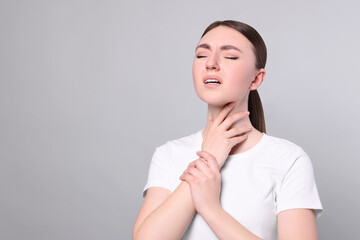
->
xmin=1 ymin=0 xmax=359 ymax=239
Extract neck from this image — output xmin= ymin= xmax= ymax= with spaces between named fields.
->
xmin=202 ymin=102 xmax=264 ymax=155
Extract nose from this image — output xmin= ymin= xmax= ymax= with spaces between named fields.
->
xmin=206 ymin=54 xmax=219 ymax=71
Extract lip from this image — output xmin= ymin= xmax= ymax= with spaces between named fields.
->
xmin=203 ymin=75 xmax=223 ymax=84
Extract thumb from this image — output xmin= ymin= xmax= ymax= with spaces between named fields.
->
xmin=196 ymin=151 xmax=219 ymax=171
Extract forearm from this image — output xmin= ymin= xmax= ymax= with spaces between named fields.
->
xmin=201 ymin=206 xmax=262 ymax=240
xmin=134 ymin=182 xmax=195 ymax=240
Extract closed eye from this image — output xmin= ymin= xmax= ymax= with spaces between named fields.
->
xmin=196 ymin=55 xmax=207 ymax=59
xmin=225 ymin=57 xmax=239 ymax=60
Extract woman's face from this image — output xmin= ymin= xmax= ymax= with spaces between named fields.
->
xmin=192 ymin=26 xmax=263 ymax=107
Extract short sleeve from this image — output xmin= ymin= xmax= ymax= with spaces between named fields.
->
xmin=143 ymin=144 xmax=171 ymax=197
xmin=276 ymin=149 xmax=323 ymax=218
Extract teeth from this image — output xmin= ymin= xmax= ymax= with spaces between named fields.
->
xmin=205 ymin=79 xmax=220 ymax=84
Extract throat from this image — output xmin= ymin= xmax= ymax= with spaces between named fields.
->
xmin=229 ymin=128 xmax=264 ymax=155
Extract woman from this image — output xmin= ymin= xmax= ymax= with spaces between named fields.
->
xmin=133 ymin=20 xmax=323 ymax=240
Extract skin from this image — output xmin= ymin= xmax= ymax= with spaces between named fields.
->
xmin=192 ymin=26 xmax=266 ymax=161
xmin=133 ymin=26 xmax=319 ymax=240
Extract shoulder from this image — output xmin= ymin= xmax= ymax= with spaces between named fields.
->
xmin=262 ymin=134 xmax=308 ymax=157
xmin=150 ymin=130 xmax=202 ymax=173
xmin=155 ymin=130 xmax=202 ymax=154
xmin=260 ymin=134 xmax=311 ymax=171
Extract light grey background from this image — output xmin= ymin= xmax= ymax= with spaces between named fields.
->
xmin=1 ymin=0 xmax=359 ymax=239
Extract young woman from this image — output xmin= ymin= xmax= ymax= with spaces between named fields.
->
xmin=133 ymin=20 xmax=323 ymax=240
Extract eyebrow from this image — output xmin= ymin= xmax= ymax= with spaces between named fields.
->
xmin=195 ymin=43 xmax=243 ymax=53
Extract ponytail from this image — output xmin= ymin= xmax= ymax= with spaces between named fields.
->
xmin=248 ymin=90 xmax=266 ymax=133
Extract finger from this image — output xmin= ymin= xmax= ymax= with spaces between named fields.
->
xmin=187 ymin=161 xmax=196 ymax=169
xmin=226 ymin=125 xmax=252 ymax=138
xmin=201 ymin=158 xmax=207 ymax=165
xmin=212 ymin=102 xmax=235 ymax=126
xmin=180 ymin=172 xmax=195 ymax=183
xmin=220 ymin=111 xmax=250 ymax=130
xmin=181 ymin=159 xmax=212 ymax=183
xmin=185 ymin=165 xmax=204 ymax=178
xmin=187 ymin=157 xmax=206 ymax=170
xmin=196 ymin=151 xmax=220 ymax=171
xmin=196 ymin=158 xmax=220 ymax=180
xmin=229 ymin=134 xmax=249 ymax=148
xmin=196 ymin=151 xmax=216 ymax=162
xmin=193 ymin=158 xmax=214 ymax=176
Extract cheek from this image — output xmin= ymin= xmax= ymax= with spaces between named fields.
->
xmin=226 ymin=69 xmax=253 ymax=96
xmin=230 ymin=69 xmax=250 ymax=87
xmin=192 ymin=62 xmax=201 ymax=85
xmin=192 ymin=60 xmax=200 ymax=75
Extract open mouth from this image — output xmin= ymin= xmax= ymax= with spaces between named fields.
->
xmin=204 ymin=79 xmax=221 ymax=84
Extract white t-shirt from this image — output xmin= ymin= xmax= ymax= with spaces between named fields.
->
xmin=143 ymin=130 xmax=323 ymax=239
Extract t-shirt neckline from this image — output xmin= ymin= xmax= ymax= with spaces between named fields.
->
xmin=196 ymin=129 xmax=267 ymax=159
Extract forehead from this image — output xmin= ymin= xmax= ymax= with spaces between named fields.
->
xmin=198 ymin=26 xmax=253 ymax=51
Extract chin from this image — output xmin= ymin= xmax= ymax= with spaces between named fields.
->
xmin=197 ymin=94 xmax=232 ymax=107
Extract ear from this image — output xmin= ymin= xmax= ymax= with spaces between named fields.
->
xmin=249 ymin=68 xmax=265 ymax=91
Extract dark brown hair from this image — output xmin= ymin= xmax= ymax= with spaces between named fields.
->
xmin=201 ymin=20 xmax=267 ymax=133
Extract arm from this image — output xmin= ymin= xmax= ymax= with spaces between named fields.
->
xmin=180 ymin=151 xmax=262 ymax=240
xmin=201 ymin=206 xmax=262 ymax=240
xmin=133 ymin=103 xmax=250 ymax=239
xmin=276 ymin=148 xmax=321 ymax=239
xmin=181 ymin=151 xmax=321 ymax=240
xmin=181 ymin=151 xmax=320 ymax=239
xmin=132 ymin=183 xmax=195 ymax=240
xmin=201 ymin=204 xmax=319 ymax=240
xmin=278 ymin=209 xmax=318 ymax=240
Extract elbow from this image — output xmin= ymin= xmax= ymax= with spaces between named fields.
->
xmin=132 ymin=226 xmax=146 ymax=240
xmin=132 ymin=226 xmax=140 ymax=240
xmin=133 ymin=221 xmax=150 ymax=240
xmin=133 ymin=230 xmax=155 ymax=240
xmin=132 ymin=232 xmax=146 ymax=240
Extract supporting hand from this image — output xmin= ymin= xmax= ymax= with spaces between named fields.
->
xmin=180 ymin=151 xmax=222 ymax=216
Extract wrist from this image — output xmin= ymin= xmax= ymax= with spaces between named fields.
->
xmin=198 ymin=203 xmax=223 ymax=220
xmin=201 ymin=149 xmax=225 ymax=168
